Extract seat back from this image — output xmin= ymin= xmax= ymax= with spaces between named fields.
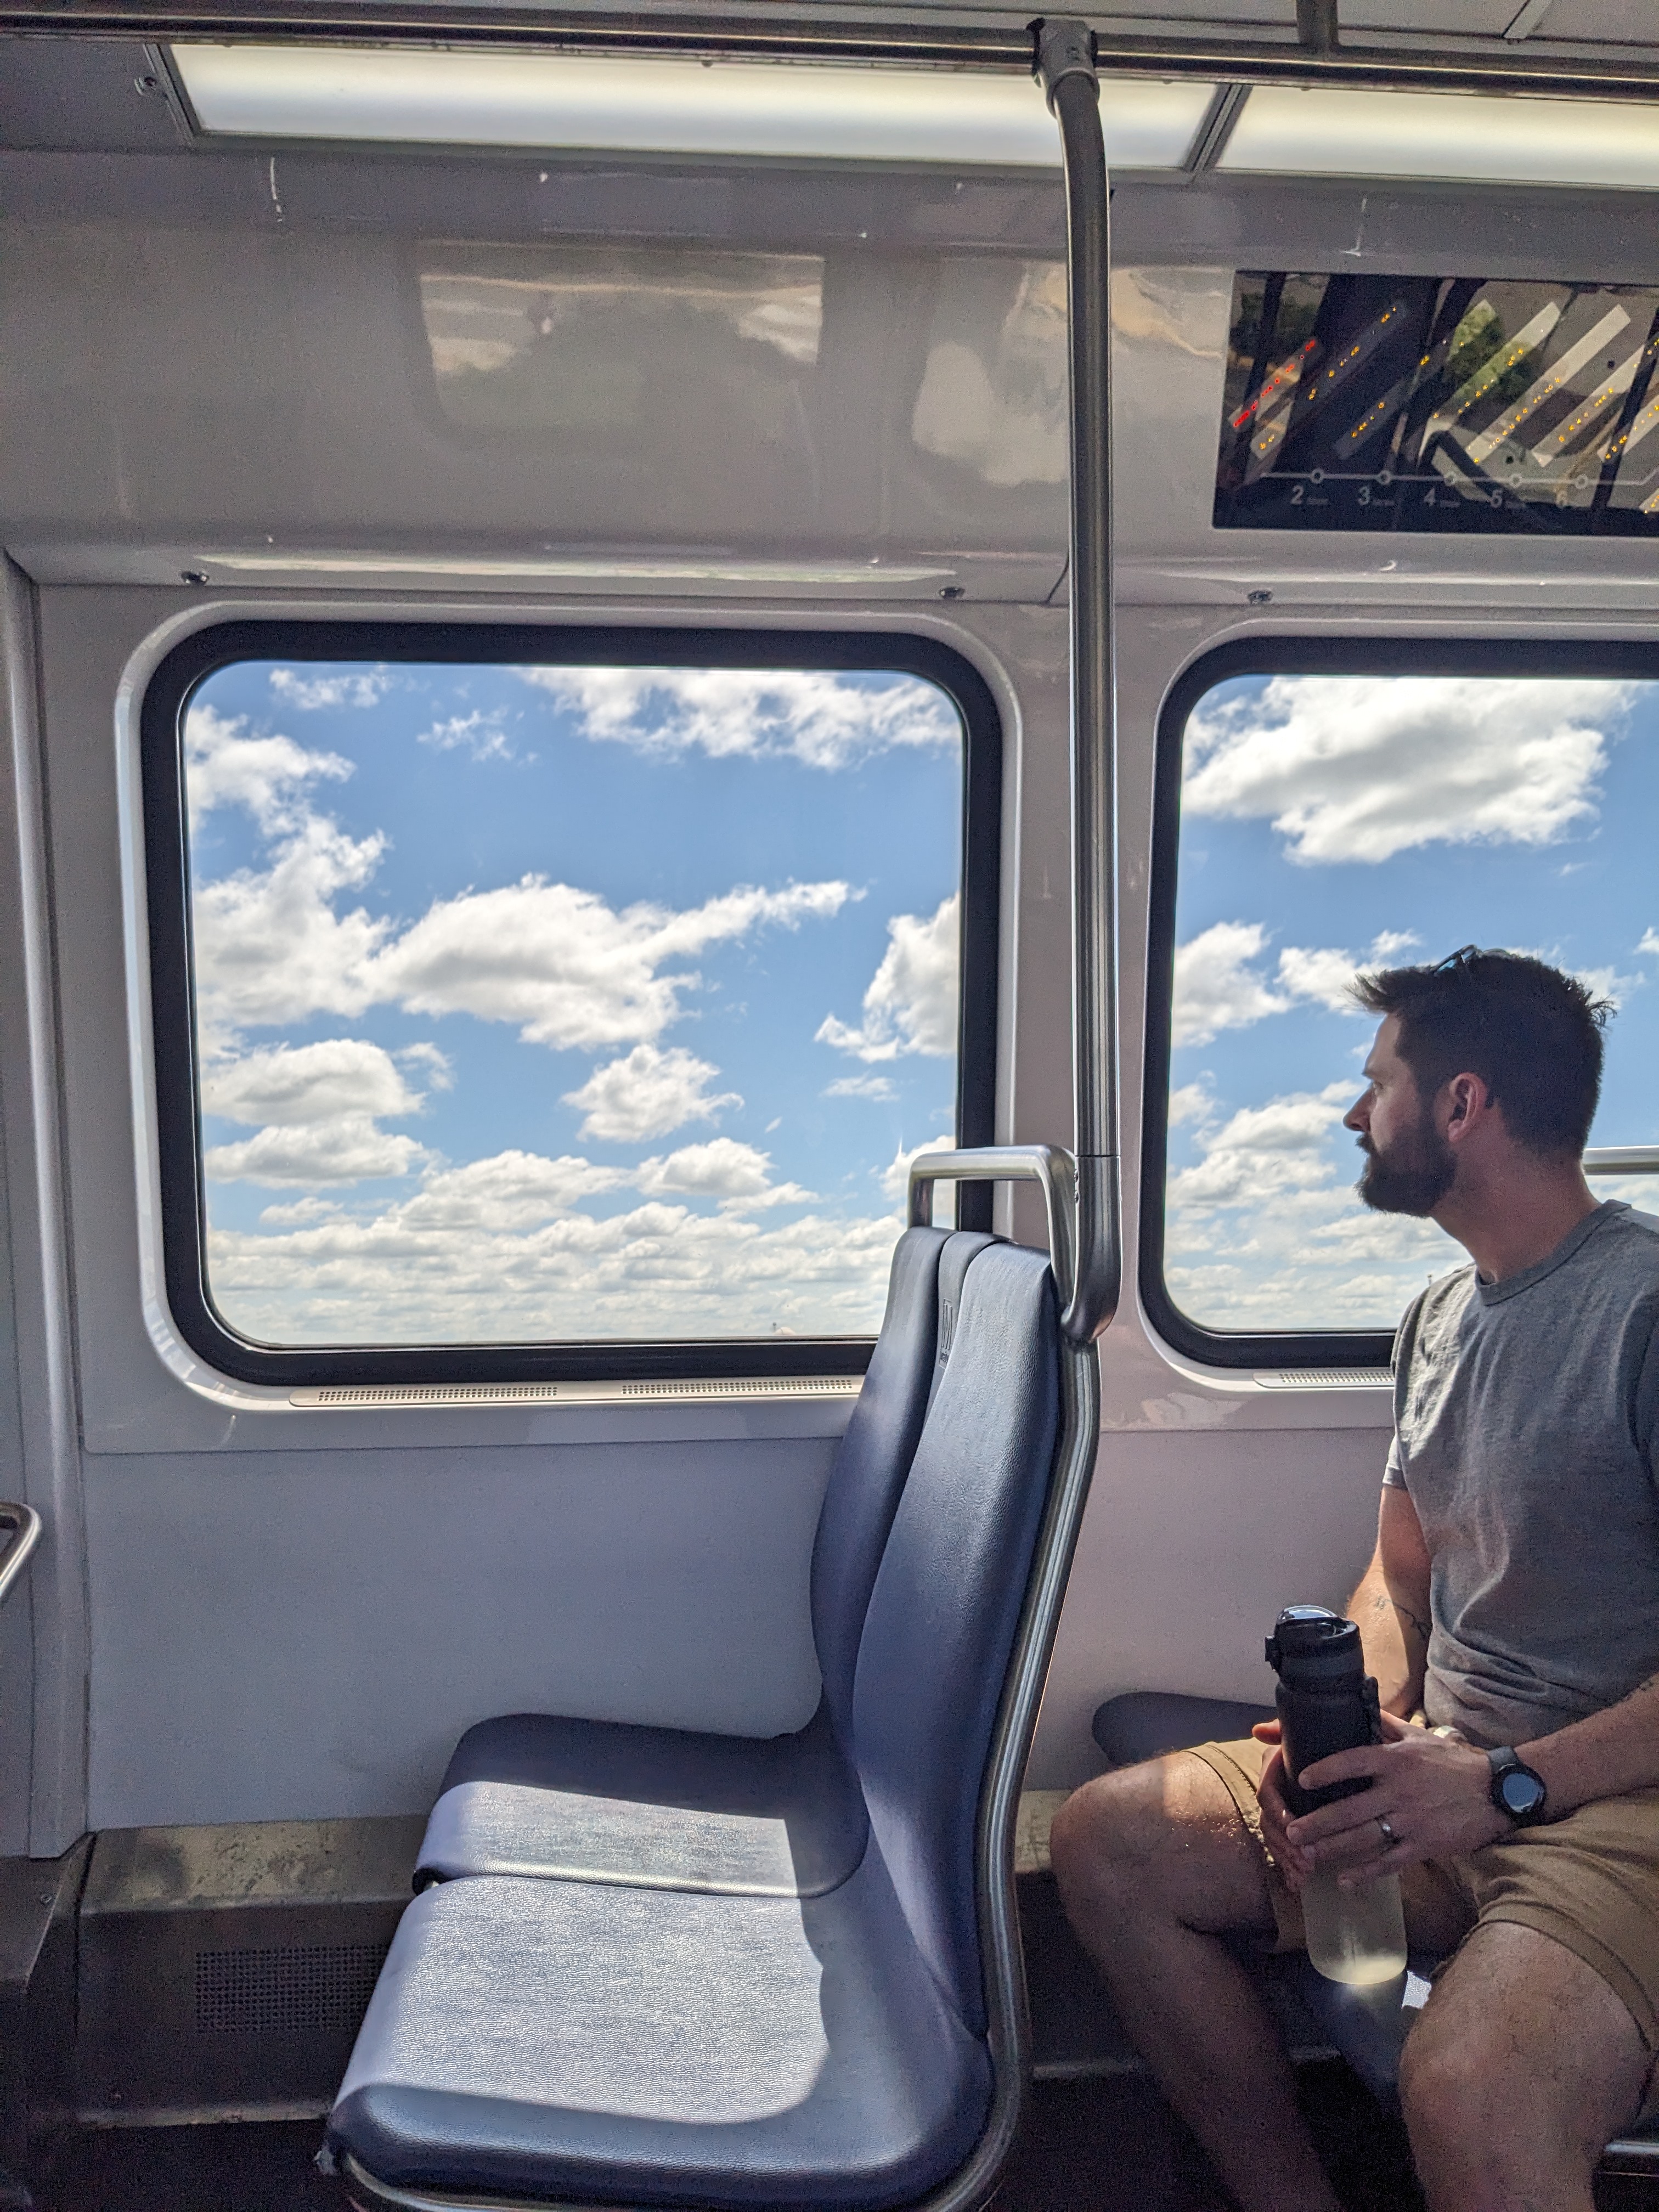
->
xmin=850 ymin=1239 xmax=1060 ymax=2034
xmin=808 ymin=1224 xmax=949 ymax=1745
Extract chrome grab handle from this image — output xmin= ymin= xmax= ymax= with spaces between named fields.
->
xmin=0 ymin=1503 xmax=41 ymax=1610
xmin=907 ymin=1144 xmax=1080 ymax=1336
xmin=1585 ymin=1147 xmax=1659 ymax=1174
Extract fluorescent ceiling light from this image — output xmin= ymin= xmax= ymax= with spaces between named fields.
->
xmin=170 ymin=43 xmax=1213 ymax=169
xmin=1221 ymin=83 xmax=1659 ymax=191
xmin=202 ymin=552 xmax=957 ymax=583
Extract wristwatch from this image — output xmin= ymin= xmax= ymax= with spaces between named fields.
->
xmin=1487 ymin=1746 xmax=1549 ymax=1826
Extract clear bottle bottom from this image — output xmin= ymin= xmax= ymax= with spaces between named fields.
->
xmin=1301 ymin=1866 xmax=1408 ymax=1985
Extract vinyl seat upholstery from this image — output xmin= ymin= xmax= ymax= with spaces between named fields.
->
xmin=330 ymin=1236 xmax=1064 ymax=2208
xmin=413 ymin=1227 xmax=989 ymax=1899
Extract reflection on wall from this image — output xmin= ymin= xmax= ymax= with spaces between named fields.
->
xmin=420 ymin=244 xmax=824 ymax=437
xmin=911 ymin=261 xmax=1066 ymax=489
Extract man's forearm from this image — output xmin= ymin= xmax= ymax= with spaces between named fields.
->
xmin=1348 ymin=1553 xmax=1425 ymax=1718
xmin=1517 ymin=1672 xmax=1659 ymax=1818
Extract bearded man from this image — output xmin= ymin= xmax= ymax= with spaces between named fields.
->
xmin=1051 ymin=947 xmax=1659 ymax=2212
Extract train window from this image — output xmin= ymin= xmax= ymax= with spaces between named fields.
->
xmin=142 ymin=624 xmax=998 ymax=1385
xmin=1143 ymin=642 xmax=1659 ymax=1368
xmin=1216 ymin=273 xmax=1659 ymax=535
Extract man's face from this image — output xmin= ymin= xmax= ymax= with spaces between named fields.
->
xmin=1344 ymin=1014 xmax=1456 ymax=1217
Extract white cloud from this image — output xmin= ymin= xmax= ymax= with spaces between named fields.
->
xmin=1174 ymin=924 xmax=1426 ymax=1046
xmin=185 ymin=704 xmax=352 ymax=834
xmin=633 ymin=1139 xmax=811 ymax=1213
xmin=269 ymin=667 xmax=396 ymax=712
xmin=201 ymin=1039 xmax=426 ymax=1127
xmin=563 ymin=1045 xmax=741 ymax=1144
xmin=205 ymin=1114 xmax=426 ymax=1188
xmin=417 ymin=708 xmax=515 ymax=761
xmin=205 ymin=1188 xmax=906 ymax=1344
xmin=1164 ymin=1080 xmax=1457 ymax=1330
xmin=1167 ymin=1081 xmax=1214 ymax=1128
xmin=188 ymin=715 xmax=854 ymax=1057
xmin=371 ymin=876 xmax=851 ymax=1052
xmin=258 ymin=1195 xmax=342 ymax=1226
xmin=1274 ymin=944 xmax=1360 ymax=1017
xmin=392 ymin=1150 xmax=628 ymax=1232
xmin=1172 ymin=922 xmax=1288 ymax=1047
xmin=1638 ymin=928 xmax=1659 ymax=958
xmin=817 ymin=895 xmax=958 ymax=1062
xmin=826 ymin=1074 xmax=896 ymax=1100
xmin=1370 ymin=930 xmax=1422 ymax=963
xmin=520 ymin=667 xmax=960 ymax=772
xmin=397 ymin=1042 xmax=455 ymax=1091
xmin=192 ymin=816 xmax=391 ymax=1039
xmin=880 ymin=1132 xmax=956 ymax=1208
xmin=1184 ymin=676 xmax=1634 ymax=864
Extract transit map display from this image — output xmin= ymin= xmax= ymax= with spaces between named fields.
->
xmin=1215 ymin=274 xmax=1659 ymax=534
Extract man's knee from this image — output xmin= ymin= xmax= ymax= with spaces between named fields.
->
xmin=1050 ymin=1753 xmax=1254 ymax=1925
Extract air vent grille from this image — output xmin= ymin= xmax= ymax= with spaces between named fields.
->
xmin=616 ymin=1378 xmax=861 ymax=1399
xmin=289 ymin=1377 xmax=862 ymax=1407
xmin=195 ymin=1943 xmax=388 ymax=2035
xmin=1257 ymin=1368 xmax=1393 ymax=1390
xmin=297 ymin=1383 xmax=561 ymax=1406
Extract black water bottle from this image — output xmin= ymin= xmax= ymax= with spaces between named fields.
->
xmin=1265 ymin=1605 xmax=1407 ymax=1984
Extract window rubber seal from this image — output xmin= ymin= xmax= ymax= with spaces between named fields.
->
xmin=141 ymin=617 xmax=1002 ymax=1386
xmin=1139 ymin=630 xmax=1659 ymax=1372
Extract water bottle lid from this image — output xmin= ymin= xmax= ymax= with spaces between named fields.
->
xmin=1265 ymin=1604 xmax=1362 ymax=1674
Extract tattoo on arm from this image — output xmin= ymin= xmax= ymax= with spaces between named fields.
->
xmin=1392 ymin=1601 xmax=1431 ymax=1646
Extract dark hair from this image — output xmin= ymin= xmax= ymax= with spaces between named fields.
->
xmin=1350 ymin=946 xmax=1611 ymax=1158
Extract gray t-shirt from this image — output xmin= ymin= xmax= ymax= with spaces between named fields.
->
xmin=1384 ymin=1200 xmax=1659 ymax=1750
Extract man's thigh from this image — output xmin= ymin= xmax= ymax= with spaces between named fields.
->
xmin=1052 ymin=1748 xmax=1277 ymax=1938
xmin=1404 ymin=1919 xmax=1654 ymax=2156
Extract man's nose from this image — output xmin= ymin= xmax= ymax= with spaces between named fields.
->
xmin=1343 ymin=1096 xmax=1368 ymax=1133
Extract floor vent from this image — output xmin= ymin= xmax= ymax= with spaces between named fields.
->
xmin=195 ymin=1942 xmax=389 ymax=2035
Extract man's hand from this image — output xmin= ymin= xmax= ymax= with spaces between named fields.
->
xmin=1250 ymin=1719 xmax=1313 ymax=1889
xmin=1282 ymin=1712 xmax=1510 ymax=1883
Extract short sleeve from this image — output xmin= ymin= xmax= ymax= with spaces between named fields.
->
xmin=1635 ymin=1302 xmax=1659 ymax=1487
xmin=1384 ymin=1288 xmax=1427 ymax=1493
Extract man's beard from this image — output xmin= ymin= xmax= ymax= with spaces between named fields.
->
xmin=1357 ymin=1111 xmax=1455 ymax=1217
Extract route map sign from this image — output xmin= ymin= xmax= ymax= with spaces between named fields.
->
xmin=1215 ymin=273 xmax=1659 ymax=534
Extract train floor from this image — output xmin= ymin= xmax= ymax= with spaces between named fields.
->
xmin=24 ymin=2074 xmax=1659 ymax=2212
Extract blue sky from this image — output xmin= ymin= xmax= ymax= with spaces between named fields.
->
xmin=1167 ymin=672 xmax=1659 ymax=1334
xmin=183 ymin=659 xmax=961 ymax=1345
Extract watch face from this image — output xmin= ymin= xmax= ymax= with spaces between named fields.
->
xmin=1499 ymin=1768 xmax=1546 ymax=1817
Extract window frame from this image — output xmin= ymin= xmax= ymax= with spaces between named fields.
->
xmin=1141 ymin=632 xmax=1655 ymax=1371
xmin=142 ymin=617 xmax=1001 ymax=1386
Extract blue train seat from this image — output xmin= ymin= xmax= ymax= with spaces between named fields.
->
xmin=413 ymin=1226 xmax=990 ymax=1895
xmin=327 ymin=1238 xmax=1062 ymax=2209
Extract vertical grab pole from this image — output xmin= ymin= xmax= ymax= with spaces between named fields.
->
xmin=1036 ymin=20 xmax=1121 ymax=1343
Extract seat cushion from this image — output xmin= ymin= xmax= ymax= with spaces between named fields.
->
xmin=417 ymin=1700 xmax=867 ymax=1897
xmin=329 ymin=1850 xmax=990 ymax=2210
xmin=1092 ymin=1691 xmax=1276 ymax=1768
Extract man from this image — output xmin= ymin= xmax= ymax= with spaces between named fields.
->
xmin=1051 ymin=947 xmax=1659 ymax=2212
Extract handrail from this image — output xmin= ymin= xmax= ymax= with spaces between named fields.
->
xmin=1039 ymin=18 xmax=1121 ymax=1347
xmin=0 ymin=1504 xmax=42 ymax=1611
xmin=908 ymin=1144 xmax=1079 ymax=1331
xmin=1585 ymin=1147 xmax=1659 ymax=1175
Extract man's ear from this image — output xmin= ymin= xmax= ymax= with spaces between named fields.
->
xmin=1442 ymin=1071 xmax=1491 ymax=1142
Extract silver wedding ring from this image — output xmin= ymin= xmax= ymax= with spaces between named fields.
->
xmin=1376 ymin=1815 xmax=1397 ymax=1846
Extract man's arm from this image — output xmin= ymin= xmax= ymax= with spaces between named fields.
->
xmin=1353 ymin=1485 xmax=1432 ymax=1720
xmin=1517 ymin=1673 xmax=1659 ymax=1817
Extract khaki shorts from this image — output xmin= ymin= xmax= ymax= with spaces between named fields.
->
xmin=1191 ymin=1736 xmax=1659 ymax=2119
